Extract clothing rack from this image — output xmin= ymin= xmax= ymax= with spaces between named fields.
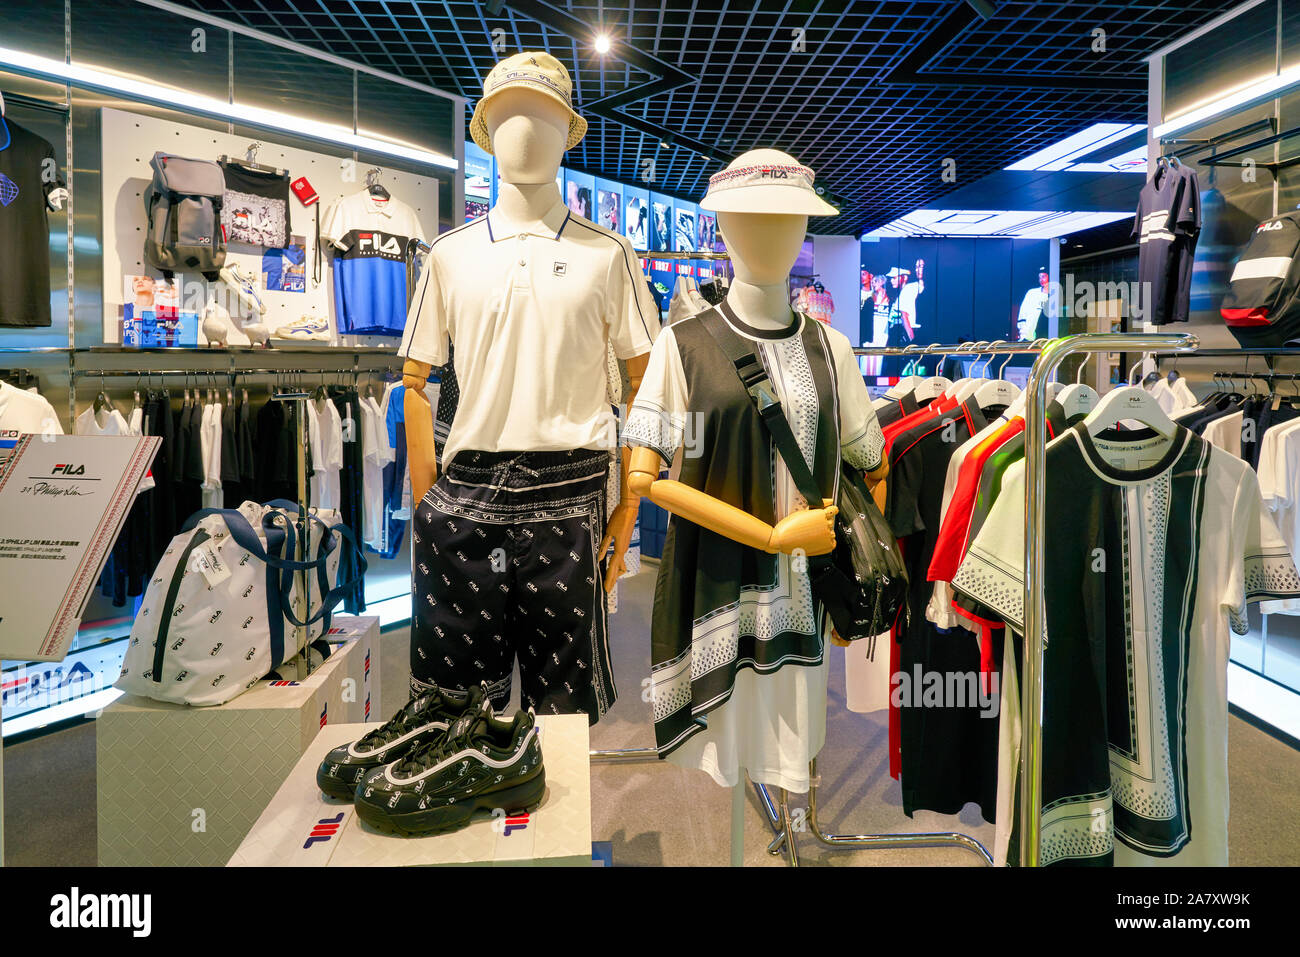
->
xmin=1020 ymin=333 xmax=1199 ymax=866
xmin=750 ymin=338 xmax=1055 ymax=866
xmin=644 ymin=250 xmax=731 ymax=260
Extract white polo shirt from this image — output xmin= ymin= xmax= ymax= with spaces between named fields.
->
xmin=400 ymin=199 xmax=659 ymax=466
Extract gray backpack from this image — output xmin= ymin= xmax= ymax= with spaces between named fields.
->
xmin=143 ymin=152 xmax=227 ymax=281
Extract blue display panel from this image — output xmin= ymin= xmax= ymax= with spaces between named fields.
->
xmin=859 ymin=236 xmax=1051 ymax=381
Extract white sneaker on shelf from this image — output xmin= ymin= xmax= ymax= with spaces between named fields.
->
xmin=273 ymin=315 xmax=331 ymax=342
xmin=219 ymin=263 xmax=267 ymax=316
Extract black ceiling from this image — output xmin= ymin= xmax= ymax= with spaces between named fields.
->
xmin=170 ymin=0 xmax=1235 ymax=236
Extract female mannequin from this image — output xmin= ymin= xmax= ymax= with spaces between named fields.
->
xmin=625 ymin=149 xmax=887 ymax=793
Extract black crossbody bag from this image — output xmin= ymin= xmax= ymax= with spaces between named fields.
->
xmin=699 ymin=309 xmax=908 ymax=640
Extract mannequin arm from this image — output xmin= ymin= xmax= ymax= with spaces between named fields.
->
xmin=628 ymin=445 xmax=837 ymax=555
xmin=599 ymin=353 xmax=648 ymax=591
xmin=403 ymin=358 xmax=437 ymax=503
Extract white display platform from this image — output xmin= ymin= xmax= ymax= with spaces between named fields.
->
xmin=229 ymin=714 xmax=591 ymax=867
xmin=97 ymin=616 xmax=380 ymax=866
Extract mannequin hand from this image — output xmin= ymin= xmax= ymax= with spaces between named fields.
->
xmin=599 ymin=501 xmax=640 ymax=593
xmin=768 ymin=499 xmax=837 ymax=556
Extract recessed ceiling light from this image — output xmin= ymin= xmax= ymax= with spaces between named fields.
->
xmin=594 ymin=34 xmax=612 ymax=54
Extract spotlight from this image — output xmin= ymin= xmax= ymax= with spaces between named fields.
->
xmin=594 ymin=34 xmax=612 ymax=54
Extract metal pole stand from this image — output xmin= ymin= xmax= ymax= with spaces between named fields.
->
xmin=753 ymin=759 xmax=993 ymax=866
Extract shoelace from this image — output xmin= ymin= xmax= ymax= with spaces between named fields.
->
xmin=394 ymin=709 xmax=489 ymax=776
xmin=357 ymin=695 xmax=439 ymax=749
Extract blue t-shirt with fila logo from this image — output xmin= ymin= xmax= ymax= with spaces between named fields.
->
xmin=322 ymin=191 xmax=426 ymax=336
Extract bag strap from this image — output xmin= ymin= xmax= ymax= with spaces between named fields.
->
xmin=697 ymin=309 xmax=826 ymax=508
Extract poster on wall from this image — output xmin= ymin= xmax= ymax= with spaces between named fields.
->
xmin=565 ymin=170 xmax=595 ymax=220
xmin=121 ymin=275 xmax=197 ymax=347
xmin=675 ymin=202 xmax=697 ymax=252
xmin=596 ymin=182 xmax=621 ymax=232
xmin=697 ymin=212 xmax=717 ymax=253
xmin=464 ymin=142 xmax=492 ymax=222
xmin=650 ymin=195 xmax=673 ymax=252
xmin=624 ymin=184 xmax=650 ymax=251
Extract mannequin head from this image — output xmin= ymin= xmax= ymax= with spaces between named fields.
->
xmin=717 ymin=211 xmax=808 ymax=284
xmin=701 ymin=147 xmax=832 ymax=287
xmin=485 ymin=87 xmax=569 ymax=185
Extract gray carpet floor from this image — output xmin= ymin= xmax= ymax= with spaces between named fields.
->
xmin=5 ymin=566 xmax=1300 ymax=866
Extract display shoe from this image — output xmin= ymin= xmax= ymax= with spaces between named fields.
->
xmin=272 ymin=315 xmax=331 ymax=341
xmin=218 ymin=263 xmax=267 ymax=316
xmin=353 ymin=693 xmax=545 ymax=836
xmin=315 ymin=685 xmax=476 ymax=800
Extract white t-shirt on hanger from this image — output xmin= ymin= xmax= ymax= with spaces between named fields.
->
xmin=306 ymin=396 xmax=343 ymax=510
xmin=0 ymin=380 xmax=62 ymax=438
xmin=74 ymin=406 xmax=130 ymax=436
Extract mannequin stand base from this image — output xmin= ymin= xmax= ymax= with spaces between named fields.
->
xmin=589 ymin=750 xmax=992 ymax=866
xmin=753 ymin=758 xmax=993 ymax=866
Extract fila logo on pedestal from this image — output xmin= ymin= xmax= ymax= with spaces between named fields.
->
xmin=303 ymin=812 xmax=345 ymax=849
xmin=350 ymin=231 xmax=406 ymax=260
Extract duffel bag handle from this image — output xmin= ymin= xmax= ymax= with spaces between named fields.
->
xmin=277 ymin=513 xmax=367 ymax=636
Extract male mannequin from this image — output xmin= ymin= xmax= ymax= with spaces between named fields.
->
xmin=398 ymin=52 xmax=659 ymax=722
xmin=624 ymin=148 xmax=887 ymax=794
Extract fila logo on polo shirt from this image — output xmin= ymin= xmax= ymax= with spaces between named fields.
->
xmin=553 ymin=261 xmax=567 ymax=276
xmin=1258 ymin=220 xmax=1284 ymax=232
xmin=353 ymin=231 xmax=406 ymax=259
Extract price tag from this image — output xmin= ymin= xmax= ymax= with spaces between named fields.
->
xmin=195 ymin=543 xmax=232 ymax=587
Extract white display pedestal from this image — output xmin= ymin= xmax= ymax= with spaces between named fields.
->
xmin=229 ymin=714 xmax=591 ymax=867
xmin=96 ymin=616 xmax=381 ymax=866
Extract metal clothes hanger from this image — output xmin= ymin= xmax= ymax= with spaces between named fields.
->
xmin=366 ymin=168 xmax=390 ymax=201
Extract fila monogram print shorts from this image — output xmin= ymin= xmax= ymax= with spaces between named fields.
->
xmin=409 ymin=448 xmax=616 ymax=724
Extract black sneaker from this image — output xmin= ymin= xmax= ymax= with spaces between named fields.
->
xmin=315 ymin=686 xmax=477 ymax=800
xmin=353 ymin=694 xmax=545 ymax=836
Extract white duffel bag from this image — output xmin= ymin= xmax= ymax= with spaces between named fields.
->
xmin=116 ymin=499 xmax=364 ymax=706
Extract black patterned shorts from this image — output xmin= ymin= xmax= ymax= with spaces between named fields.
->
xmin=408 ymin=448 xmax=615 ymax=723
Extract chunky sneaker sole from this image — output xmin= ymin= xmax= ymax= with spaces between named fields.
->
xmin=353 ymin=695 xmax=544 ymax=836
xmin=315 ymin=686 xmax=476 ymax=801
xmin=354 ymin=768 xmax=545 ymax=836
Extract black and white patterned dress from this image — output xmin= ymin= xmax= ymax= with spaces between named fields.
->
xmin=625 ymin=302 xmax=884 ymax=792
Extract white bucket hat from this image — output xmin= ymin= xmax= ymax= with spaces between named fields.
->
xmin=700 ymin=148 xmax=838 ymax=216
xmin=469 ymin=52 xmax=587 ymax=155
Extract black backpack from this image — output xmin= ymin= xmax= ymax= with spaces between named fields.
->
xmin=1221 ymin=211 xmax=1300 ymax=347
xmin=142 ymin=152 xmax=227 ymax=281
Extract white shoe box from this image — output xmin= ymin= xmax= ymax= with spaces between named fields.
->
xmin=229 ymin=714 xmax=591 ymax=867
xmin=97 ymin=616 xmax=381 ymax=866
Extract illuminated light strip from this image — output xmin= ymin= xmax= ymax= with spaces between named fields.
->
xmin=0 ymin=45 xmax=458 ymax=171
xmin=1155 ymin=63 xmax=1300 ymax=139
xmin=1004 ymin=122 xmax=1134 ymax=171
xmin=2 ymin=687 xmax=123 ymax=737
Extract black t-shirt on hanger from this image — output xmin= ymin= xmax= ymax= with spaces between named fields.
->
xmin=0 ymin=118 xmax=64 ymax=327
